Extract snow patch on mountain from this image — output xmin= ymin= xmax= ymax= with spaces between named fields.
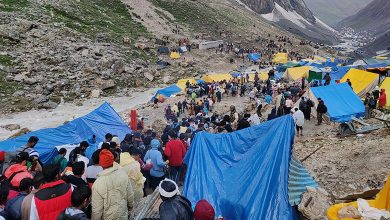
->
xmin=261 ymin=3 xmax=308 ymax=28
xmin=234 ymin=0 xmax=255 ymax=12
xmin=314 ymin=16 xmax=335 ymax=32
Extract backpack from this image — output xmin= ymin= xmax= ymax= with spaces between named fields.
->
xmin=369 ymin=98 xmax=376 ymax=108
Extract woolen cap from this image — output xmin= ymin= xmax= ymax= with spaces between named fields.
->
xmin=99 ymin=149 xmax=114 ymax=168
xmin=194 ymin=199 xmax=215 ymax=220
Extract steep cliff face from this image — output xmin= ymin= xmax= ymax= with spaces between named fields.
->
xmin=240 ymin=0 xmax=315 ymax=23
xmin=239 ymin=0 xmax=337 ymax=44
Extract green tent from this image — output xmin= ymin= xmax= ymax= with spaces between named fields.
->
xmin=308 ymin=67 xmax=323 ymax=82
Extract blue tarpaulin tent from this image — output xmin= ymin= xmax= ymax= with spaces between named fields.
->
xmin=155 ymin=85 xmax=182 ymax=98
xmin=310 ymin=83 xmax=365 ymax=122
xmin=0 ymin=102 xmax=131 ymax=164
xmin=183 ymin=116 xmax=298 ymax=220
xmin=329 ymin=66 xmax=352 ymax=80
xmin=247 ymin=53 xmax=261 ymax=62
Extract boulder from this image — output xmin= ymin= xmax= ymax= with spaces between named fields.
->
xmin=32 ymin=95 xmax=48 ymax=104
xmin=112 ymin=60 xmax=125 ymax=74
xmin=144 ymin=72 xmax=154 ymax=81
xmin=90 ymin=89 xmax=101 ymax=98
xmin=39 ymin=101 xmax=58 ymax=109
xmin=298 ymin=187 xmax=333 ymax=220
xmin=1 ymin=124 xmax=21 ymax=131
xmin=9 ymin=128 xmax=31 ymax=139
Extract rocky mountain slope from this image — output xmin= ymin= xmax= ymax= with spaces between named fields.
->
xmin=338 ymin=0 xmax=390 ymax=53
xmin=304 ymin=0 xmax=372 ymax=27
xmin=338 ymin=0 xmax=390 ymax=36
xmin=239 ymin=0 xmax=337 ymax=44
xmin=0 ymin=0 xmax=323 ymax=113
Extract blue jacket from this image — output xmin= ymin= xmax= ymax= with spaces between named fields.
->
xmin=144 ymin=139 xmax=165 ymax=177
xmin=4 ymin=192 xmax=27 ymax=220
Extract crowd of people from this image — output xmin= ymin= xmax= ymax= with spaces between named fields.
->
xmin=0 ymin=131 xmax=221 ymax=220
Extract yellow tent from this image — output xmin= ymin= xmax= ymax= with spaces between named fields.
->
xmin=285 ymin=66 xmax=311 ymax=81
xmin=202 ymin=73 xmax=232 ymax=83
xmin=176 ymin=78 xmax=197 ymax=90
xmin=272 ymin=53 xmax=288 ymax=64
xmin=170 ymin=52 xmax=180 ymax=59
xmin=380 ymin=78 xmax=390 ymax=109
xmin=374 ymin=56 xmax=388 ymax=60
xmin=327 ymin=173 xmax=390 ymax=220
xmin=340 ymin=68 xmax=379 ymax=97
xmin=248 ymin=72 xmax=269 ymax=81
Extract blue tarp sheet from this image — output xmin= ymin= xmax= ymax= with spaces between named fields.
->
xmin=0 ymin=102 xmax=131 ymax=164
xmin=306 ymin=62 xmax=324 ymax=68
xmin=247 ymin=53 xmax=261 ymax=62
xmin=183 ymin=116 xmax=297 ymax=220
xmin=311 ymin=83 xmax=365 ymax=122
xmin=155 ymin=85 xmax=182 ymax=97
xmin=329 ymin=66 xmax=352 ymax=80
xmin=366 ymin=63 xmax=388 ymax=69
xmin=196 ymin=79 xmax=205 ymax=84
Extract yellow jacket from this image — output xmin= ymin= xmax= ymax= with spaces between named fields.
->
xmin=92 ymin=165 xmax=134 ymax=220
xmin=120 ymin=153 xmax=145 ymax=205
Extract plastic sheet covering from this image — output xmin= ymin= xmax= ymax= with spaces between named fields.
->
xmin=0 ymin=102 xmax=131 ymax=164
xmin=183 ymin=116 xmax=297 ymax=220
xmin=311 ymin=83 xmax=365 ymax=122
xmin=170 ymin=52 xmax=180 ymax=59
xmin=155 ymin=85 xmax=182 ymax=98
xmin=288 ymin=156 xmax=319 ymax=205
xmin=272 ymin=53 xmax=288 ymax=64
xmin=329 ymin=66 xmax=352 ymax=80
xmin=340 ymin=68 xmax=379 ymax=97
xmin=285 ymin=66 xmax=311 ymax=81
xmin=176 ymin=79 xmax=197 ymax=90
xmin=247 ymin=53 xmax=261 ymax=62
xmin=380 ymin=78 xmax=390 ymax=109
xmin=202 ymin=74 xmax=232 ymax=83
xmin=327 ymin=173 xmax=390 ymax=220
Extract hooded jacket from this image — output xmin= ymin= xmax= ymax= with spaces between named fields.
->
xmin=120 ymin=153 xmax=145 ymax=205
xmin=144 ymin=140 xmax=166 ymax=178
xmin=91 ymin=165 xmax=134 ymax=220
xmin=378 ymin=89 xmax=387 ymax=108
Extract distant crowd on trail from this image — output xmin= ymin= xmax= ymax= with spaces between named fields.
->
xmin=156 ymin=67 xmax=334 ymax=140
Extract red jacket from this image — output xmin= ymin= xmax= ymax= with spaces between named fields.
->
xmin=32 ymin=180 xmax=72 ymax=220
xmin=378 ymin=90 xmax=387 ymax=107
xmin=164 ymin=139 xmax=187 ymax=166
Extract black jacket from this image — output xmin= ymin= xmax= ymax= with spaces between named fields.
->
xmin=317 ymin=103 xmax=327 ymax=114
xmin=159 ymin=195 xmax=194 ymax=220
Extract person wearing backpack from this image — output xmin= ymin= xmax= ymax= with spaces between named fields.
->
xmin=316 ymin=99 xmax=328 ymax=126
xmin=3 ymin=152 xmax=33 ymax=189
xmin=144 ymin=139 xmax=167 ymax=190
xmin=16 ymin=136 xmax=39 ymax=158
xmin=53 ymin=148 xmax=68 ymax=173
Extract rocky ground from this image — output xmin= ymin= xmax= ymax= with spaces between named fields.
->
xmin=0 ymin=0 xmax=336 ymax=115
